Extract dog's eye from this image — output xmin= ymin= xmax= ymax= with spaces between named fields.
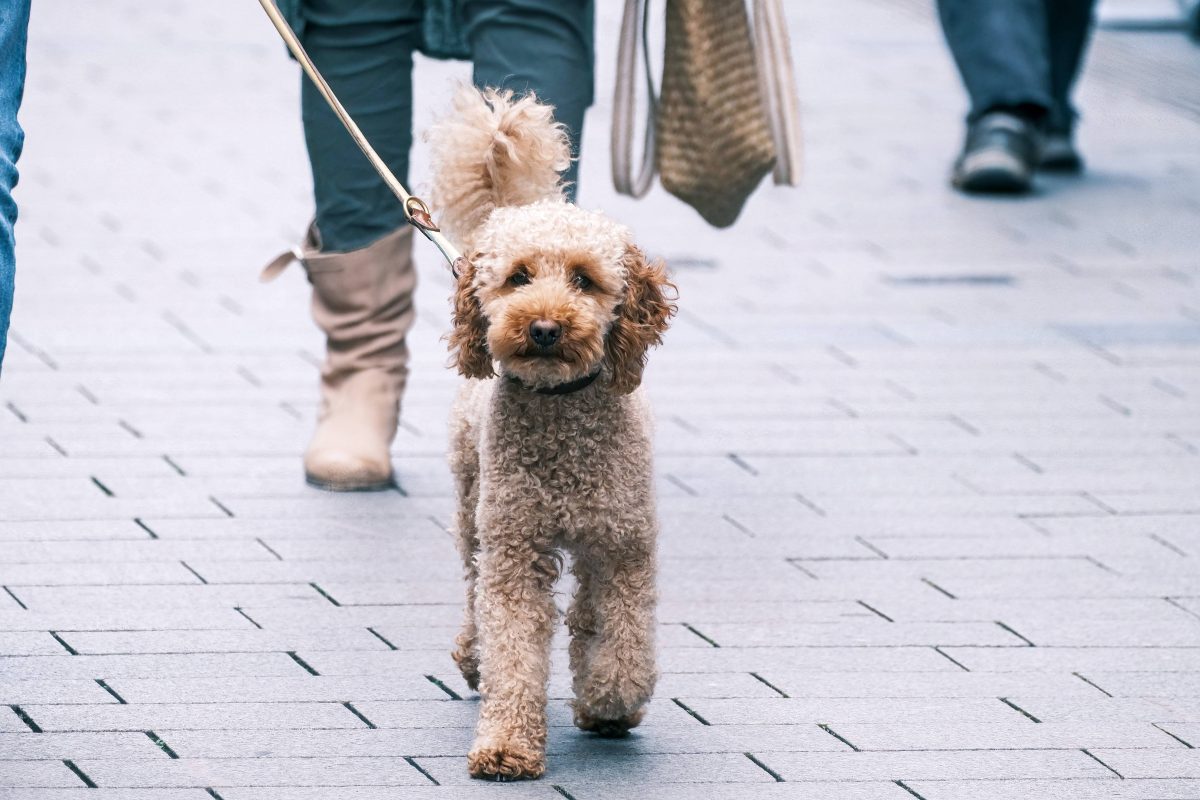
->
xmin=572 ymin=272 xmax=593 ymax=291
xmin=508 ymin=271 xmax=530 ymax=287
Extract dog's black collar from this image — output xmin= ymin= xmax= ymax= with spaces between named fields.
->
xmin=509 ymin=370 xmax=602 ymax=396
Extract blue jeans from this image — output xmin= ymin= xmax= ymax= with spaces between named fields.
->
xmin=937 ymin=0 xmax=1096 ymax=129
xmin=0 ymin=0 xmax=31 ymax=374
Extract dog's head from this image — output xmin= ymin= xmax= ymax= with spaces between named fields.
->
xmin=449 ymin=200 xmax=675 ymax=394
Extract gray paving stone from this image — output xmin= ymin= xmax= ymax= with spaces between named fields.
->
xmin=0 ymin=732 xmax=169 ymax=761
xmin=759 ymin=749 xmax=1116 ymax=781
xmin=74 ymin=757 xmax=433 ymax=788
xmin=904 ymin=778 xmax=1200 ymax=800
xmin=825 ymin=721 xmax=1179 ymax=751
xmin=23 ymin=702 xmax=369 ymax=732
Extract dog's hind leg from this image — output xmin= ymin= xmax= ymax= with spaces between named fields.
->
xmin=449 ymin=393 xmax=483 ymax=691
xmin=570 ymin=530 xmax=657 ymax=738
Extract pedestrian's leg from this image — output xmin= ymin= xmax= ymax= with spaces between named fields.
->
xmin=936 ymin=0 xmax=1051 ymax=193
xmin=463 ymin=0 xmax=594 ymax=197
xmin=936 ymin=0 xmax=1053 ymax=122
xmin=287 ymin=0 xmax=422 ymax=490
xmin=1045 ymin=0 xmax=1098 ymax=132
xmin=300 ymin=0 xmax=420 ymax=251
xmin=0 ymin=1 xmax=31 ymax=374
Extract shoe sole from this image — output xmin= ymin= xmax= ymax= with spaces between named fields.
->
xmin=1039 ymin=155 xmax=1084 ymax=174
xmin=305 ymin=473 xmax=396 ymax=492
xmin=953 ymin=149 xmax=1033 ymax=194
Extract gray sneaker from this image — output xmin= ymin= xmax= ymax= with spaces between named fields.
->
xmin=952 ymin=111 xmax=1040 ymax=194
xmin=1040 ymin=130 xmax=1084 ymax=173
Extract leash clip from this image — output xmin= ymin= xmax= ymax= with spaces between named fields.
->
xmin=404 ymin=196 xmax=440 ymax=233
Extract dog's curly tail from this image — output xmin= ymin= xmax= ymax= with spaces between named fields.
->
xmin=427 ymin=86 xmax=571 ymax=253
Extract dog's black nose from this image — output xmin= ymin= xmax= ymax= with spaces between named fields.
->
xmin=529 ymin=319 xmax=562 ymax=349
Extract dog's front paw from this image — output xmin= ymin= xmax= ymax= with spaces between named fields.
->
xmin=467 ymin=742 xmax=545 ymax=781
xmin=574 ymin=707 xmax=645 ymax=738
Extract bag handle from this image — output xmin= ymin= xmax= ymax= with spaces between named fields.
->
xmin=612 ymin=0 xmax=658 ymax=198
xmin=752 ymin=0 xmax=803 ymax=186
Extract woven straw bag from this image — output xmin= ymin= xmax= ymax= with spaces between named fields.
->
xmin=613 ymin=0 xmax=802 ymax=228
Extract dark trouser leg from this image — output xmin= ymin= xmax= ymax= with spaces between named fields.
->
xmin=299 ymin=0 xmax=421 ymax=252
xmin=463 ymin=0 xmax=595 ymax=198
xmin=1046 ymin=0 xmax=1098 ymax=132
xmin=0 ymin=0 xmax=30 ymax=373
xmin=936 ymin=0 xmax=1053 ymax=122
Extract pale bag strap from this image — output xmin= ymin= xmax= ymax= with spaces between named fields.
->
xmin=752 ymin=0 xmax=803 ymax=186
xmin=612 ymin=0 xmax=657 ymax=198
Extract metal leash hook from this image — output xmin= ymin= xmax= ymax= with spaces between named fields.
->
xmin=255 ymin=0 xmax=466 ymax=276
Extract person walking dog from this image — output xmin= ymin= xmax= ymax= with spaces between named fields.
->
xmin=937 ymin=0 xmax=1097 ymax=194
xmin=266 ymin=0 xmax=594 ymax=491
xmin=0 ymin=1 xmax=31 ymax=375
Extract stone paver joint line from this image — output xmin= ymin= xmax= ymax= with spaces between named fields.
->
xmin=95 ymin=678 xmax=127 ymax=703
xmin=819 ymin=723 xmax=860 ymax=751
xmin=744 ymin=752 xmax=785 ymax=782
xmin=425 ymin=674 xmax=463 ymax=700
xmin=234 ymin=607 xmax=263 ymax=629
xmin=367 ymin=627 xmax=398 ymax=650
xmin=162 ymin=455 xmax=187 ymax=475
xmin=1166 ymin=597 xmax=1200 ymax=620
xmin=45 ymin=437 xmax=68 ymax=456
xmin=63 ymin=760 xmax=97 ymax=788
xmin=342 ymin=701 xmax=377 ymax=729
xmin=749 ymin=672 xmax=789 ymax=697
xmin=133 ymin=518 xmax=159 ymax=539
xmin=49 ymin=631 xmax=79 ymax=655
xmin=896 ymin=780 xmax=928 ymax=799
xmin=552 ymin=785 xmax=578 ymax=800
xmin=5 ymin=400 xmax=27 ymax=421
xmin=256 ymin=538 xmax=284 ymax=560
xmin=1149 ymin=533 xmax=1189 ymax=557
xmin=671 ymin=699 xmax=710 ymax=725
xmin=857 ymin=600 xmax=895 ymax=621
xmin=681 ymin=623 xmax=720 ymax=647
xmin=146 ymin=730 xmax=180 ymax=758
xmin=405 ymin=756 xmax=440 ymax=785
xmin=209 ymin=496 xmax=235 ymax=518
xmin=920 ymin=578 xmax=955 ymax=599
xmin=1081 ymin=748 xmax=1123 ymax=778
xmin=206 ymin=789 xmax=226 ymax=800
xmin=933 ymin=647 xmax=970 ymax=671
xmin=180 ymin=561 xmax=209 ymax=584
xmin=795 ymin=493 xmax=828 ymax=517
xmin=727 ymin=453 xmax=758 ymax=475
xmin=3 ymin=586 xmax=28 ymax=609
xmin=1073 ymin=672 xmax=1114 ymax=697
xmin=10 ymin=705 xmax=42 ymax=732
xmin=998 ymin=697 xmax=1041 ymax=723
xmin=994 ymin=621 xmax=1035 ymax=646
xmin=117 ymin=419 xmax=143 ymax=439
xmin=287 ymin=651 xmax=320 ymax=675
xmin=1154 ymin=723 xmax=1195 ymax=748
xmin=855 ymin=536 xmax=888 ymax=559
xmin=310 ymin=582 xmax=341 ymax=606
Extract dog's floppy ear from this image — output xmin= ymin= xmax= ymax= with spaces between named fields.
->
xmin=448 ymin=257 xmax=495 ymax=379
xmin=604 ymin=245 xmax=676 ymax=394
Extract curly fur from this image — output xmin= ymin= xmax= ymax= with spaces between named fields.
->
xmin=430 ymin=88 xmax=675 ymax=781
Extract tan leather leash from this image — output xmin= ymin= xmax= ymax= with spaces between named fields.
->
xmin=255 ymin=0 xmax=467 ymax=277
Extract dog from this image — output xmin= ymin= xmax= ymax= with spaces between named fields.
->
xmin=427 ymin=87 xmax=675 ymax=780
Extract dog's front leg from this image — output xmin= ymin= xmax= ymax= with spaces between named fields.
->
xmin=468 ymin=535 xmax=558 ymax=780
xmin=571 ymin=527 xmax=657 ymax=737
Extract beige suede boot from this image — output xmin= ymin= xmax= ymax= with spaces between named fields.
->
xmin=264 ymin=224 xmax=416 ymax=491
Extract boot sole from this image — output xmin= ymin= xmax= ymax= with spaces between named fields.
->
xmin=305 ymin=474 xmax=396 ymax=492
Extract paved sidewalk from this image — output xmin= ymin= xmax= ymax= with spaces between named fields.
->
xmin=3 ymin=0 xmax=1200 ymax=797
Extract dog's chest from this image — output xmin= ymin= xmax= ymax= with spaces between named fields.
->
xmin=482 ymin=387 xmax=652 ymax=522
